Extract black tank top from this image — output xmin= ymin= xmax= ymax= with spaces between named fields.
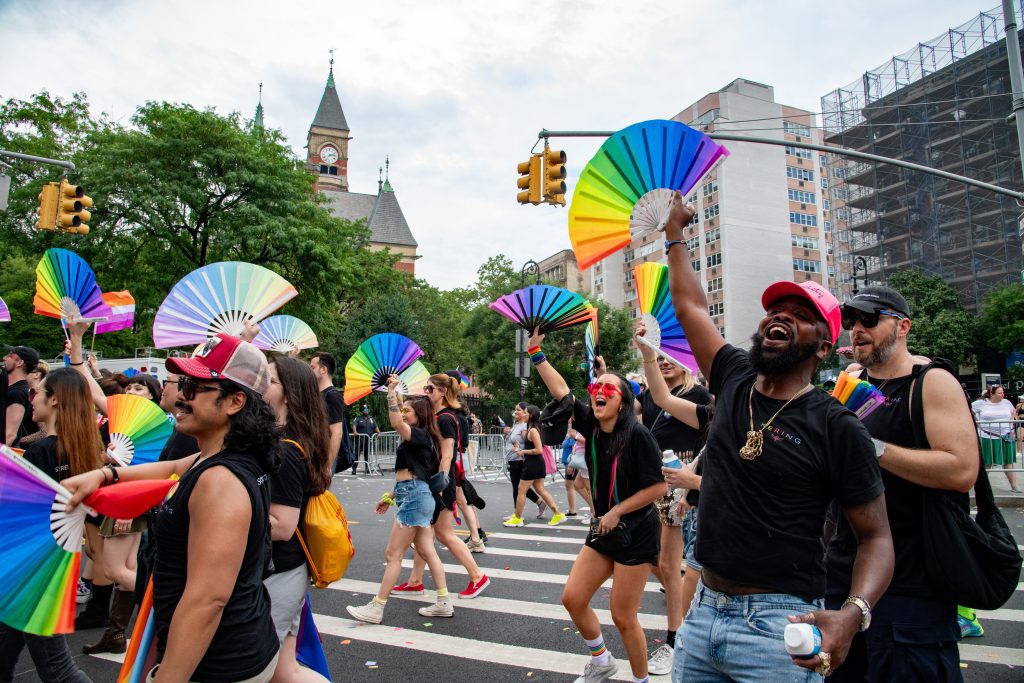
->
xmin=152 ymin=450 xmax=278 ymax=681
xmin=826 ymin=366 xmax=959 ymax=599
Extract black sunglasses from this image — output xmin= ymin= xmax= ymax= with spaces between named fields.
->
xmin=178 ymin=376 xmax=221 ymax=400
xmin=840 ymin=307 xmax=907 ymax=331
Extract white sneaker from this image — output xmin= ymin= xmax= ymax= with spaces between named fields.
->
xmin=346 ymin=599 xmax=384 ymax=624
xmin=417 ymin=599 xmax=454 ymax=618
xmin=648 ymin=644 xmax=674 ymax=675
xmin=578 ymin=515 xmax=592 ymax=525
xmin=573 ymin=654 xmax=617 ymax=683
xmin=467 ymin=539 xmax=486 ymax=553
xmin=76 ymin=581 xmax=92 ymax=605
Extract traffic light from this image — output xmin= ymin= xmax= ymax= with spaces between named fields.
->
xmin=56 ymin=180 xmax=92 ymax=235
xmin=517 ymin=155 xmax=541 ymax=205
xmin=542 ymin=147 xmax=567 ymax=206
xmin=36 ymin=182 xmax=59 ymax=230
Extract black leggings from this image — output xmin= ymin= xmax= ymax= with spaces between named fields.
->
xmin=508 ymin=460 xmax=540 ymax=507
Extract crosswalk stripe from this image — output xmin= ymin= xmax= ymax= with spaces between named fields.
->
xmin=524 ymin=522 xmax=589 ymax=532
xmin=485 ymin=532 xmax=585 ymax=544
xmin=960 ymin=643 xmax=1024 ymax=667
xmin=976 ymin=607 xmax=1024 ymax=623
xmin=333 ymin=578 xmax=666 ymax=630
xmin=395 ymin=559 xmax=664 ymax=592
xmin=443 ymin=545 xmax=581 ymax=562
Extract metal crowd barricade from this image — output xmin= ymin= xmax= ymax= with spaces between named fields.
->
xmin=370 ymin=431 xmax=400 ymax=475
xmin=975 ymin=419 xmax=1024 ymax=474
xmin=468 ymin=434 xmax=507 ymax=478
xmin=348 ymin=433 xmax=372 ymax=474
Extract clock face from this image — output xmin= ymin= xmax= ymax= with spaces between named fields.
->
xmin=320 ymin=145 xmax=339 ymax=164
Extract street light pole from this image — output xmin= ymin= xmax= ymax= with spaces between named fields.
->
xmin=1002 ymin=0 xmax=1024 ymax=273
xmin=517 ymin=260 xmax=541 ymax=400
xmin=851 ymin=256 xmax=868 ymax=296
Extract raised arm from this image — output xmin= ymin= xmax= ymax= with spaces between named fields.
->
xmin=527 ymin=328 xmax=571 ymax=401
xmin=664 ymin=191 xmax=724 ymax=379
xmin=66 ymin=320 xmax=108 ymax=415
xmin=385 ymin=375 xmax=411 ymax=441
xmin=635 ymin=325 xmax=701 ymax=429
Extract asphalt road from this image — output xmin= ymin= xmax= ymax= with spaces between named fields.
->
xmin=11 ymin=469 xmax=1024 ymax=682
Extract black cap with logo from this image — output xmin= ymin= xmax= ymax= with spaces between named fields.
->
xmin=843 ymin=286 xmax=911 ymax=319
xmin=4 ymin=345 xmax=41 ymax=370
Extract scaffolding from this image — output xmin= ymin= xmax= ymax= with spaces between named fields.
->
xmin=822 ymin=5 xmax=1024 ymax=309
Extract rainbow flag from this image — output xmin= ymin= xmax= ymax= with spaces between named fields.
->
xmin=295 ymin=594 xmax=332 ymax=679
xmin=96 ymin=291 xmax=135 ymax=334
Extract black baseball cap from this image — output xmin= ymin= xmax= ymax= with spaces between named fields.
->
xmin=843 ymin=286 xmax=911 ymax=318
xmin=4 ymin=345 xmax=40 ymax=369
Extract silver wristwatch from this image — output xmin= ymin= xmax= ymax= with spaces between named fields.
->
xmin=843 ymin=595 xmax=872 ymax=632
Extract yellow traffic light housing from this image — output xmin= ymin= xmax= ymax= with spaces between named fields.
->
xmin=57 ymin=180 xmax=92 ymax=235
xmin=517 ymin=155 xmax=542 ymax=205
xmin=36 ymin=182 xmax=59 ymax=230
xmin=543 ymin=147 xmax=567 ymax=206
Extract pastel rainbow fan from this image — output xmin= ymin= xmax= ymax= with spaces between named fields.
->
xmin=568 ymin=120 xmax=729 ymax=269
xmin=105 ymin=394 xmax=174 ymax=467
xmin=394 ymin=361 xmax=431 ymax=396
xmin=253 ymin=315 xmax=319 ymax=353
xmin=152 ymin=262 xmax=297 ymax=348
xmin=0 ymin=446 xmax=175 ymax=636
xmin=634 ymin=262 xmax=696 ymax=371
xmin=0 ymin=296 xmax=9 ymax=323
xmin=33 ymin=249 xmax=112 ymax=322
xmin=489 ymin=285 xmax=595 ymax=334
xmin=343 ymin=333 xmax=424 ymax=405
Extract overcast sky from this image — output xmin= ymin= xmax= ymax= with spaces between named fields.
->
xmin=0 ymin=0 xmax=991 ymax=290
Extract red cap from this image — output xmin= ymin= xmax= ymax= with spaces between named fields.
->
xmin=760 ymin=280 xmax=841 ymax=343
xmin=165 ymin=333 xmax=271 ymax=395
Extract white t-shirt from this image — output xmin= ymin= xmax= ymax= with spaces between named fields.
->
xmin=971 ymin=398 xmax=1015 ymax=438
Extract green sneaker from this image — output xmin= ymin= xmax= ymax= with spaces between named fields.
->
xmin=549 ymin=512 xmax=567 ymax=526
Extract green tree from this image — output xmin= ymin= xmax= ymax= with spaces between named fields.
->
xmin=979 ymin=282 xmax=1024 ymax=354
xmin=885 ymin=269 xmax=976 ymax=365
xmin=0 ymin=256 xmax=67 ymax=359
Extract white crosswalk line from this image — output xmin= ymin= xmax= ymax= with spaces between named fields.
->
xmin=485 ymin=531 xmax=585 ymax=544
xmin=395 ymin=559 xmax=664 ymax=592
xmin=332 ymin=578 xmax=666 ymax=630
xmin=975 ymin=607 xmax=1024 ymax=622
xmin=524 ymin=522 xmax=589 ymax=532
xmin=960 ymin=643 xmax=1024 ymax=667
xmin=443 ymin=545 xmax=581 ymax=562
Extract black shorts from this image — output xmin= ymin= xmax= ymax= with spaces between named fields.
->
xmin=584 ymin=508 xmax=660 ymax=566
xmin=85 ymin=513 xmax=104 ymax=527
xmin=520 ymin=455 xmax=546 ymax=481
xmin=564 ymin=468 xmax=578 ymax=481
xmin=431 ymin=478 xmax=458 ymax=525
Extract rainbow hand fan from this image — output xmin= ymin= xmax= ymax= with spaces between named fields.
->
xmin=585 ymin=319 xmax=600 ymax=382
xmin=253 ymin=315 xmax=319 ymax=353
xmin=634 ymin=262 xmax=696 ymax=371
xmin=0 ymin=446 xmax=175 ymax=635
xmin=152 ymin=262 xmax=297 ymax=348
xmin=831 ymin=371 xmax=885 ymax=420
xmin=95 ymin=291 xmax=136 ymax=334
xmin=392 ymin=360 xmax=431 ymax=396
xmin=33 ymin=249 xmax=112 ymax=322
xmin=0 ymin=296 xmax=9 ymax=322
xmin=344 ymin=333 xmax=424 ymax=404
xmin=489 ymin=285 xmax=595 ymax=334
xmin=568 ymin=120 xmax=730 ymax=269
xmin=106 ymin=395 xmax=174 ymax=466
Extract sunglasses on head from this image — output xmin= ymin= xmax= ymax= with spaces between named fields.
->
xmin=587 ymin=382 xmax=622 ymax=399
xmin=840 ymin=307 xmax=907 ymax=331
xmin=178 ymin=376 xmax=221 ymax=401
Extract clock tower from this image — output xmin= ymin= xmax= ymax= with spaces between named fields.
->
xmin=307 ymin=57 xmax=350 ymax=192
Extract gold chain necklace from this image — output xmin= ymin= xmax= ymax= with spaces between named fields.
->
xmin=740 ymin=383 xmax=813 ymax=460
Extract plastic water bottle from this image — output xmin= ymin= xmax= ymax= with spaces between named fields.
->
xmin=784 ymin=623 xmax=821 ymax=659
xmin=662 ymin=450 xmax=682 ymax=469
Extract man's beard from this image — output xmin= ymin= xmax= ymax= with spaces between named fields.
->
xmin=853 ymin=324 xmax=899 ymax=368
xmin=748 ymin=333 xmax=821 ymax=376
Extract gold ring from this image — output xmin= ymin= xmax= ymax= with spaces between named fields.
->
xmin=815 ymin=651 xmax=832 ymax=677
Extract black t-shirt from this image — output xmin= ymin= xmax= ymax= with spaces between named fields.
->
xmin=353 ymin=416 xmax=377 ymax=436
xmin=321 ymin=387 xmax=350 ymax=460
xmin=24 ymin=435 xmax=67 ymax=481
xmin=395 ymin=426 xmax=437 ymax=481
xmin=152 ymin=449 xmax=278 ymax=681
xmin=684 ymin=404 xmax=713 ymax=508
xmin=159 ymin=427 xmax=200 ymax=462
xmin=6 ymin=380 xmax=39 ymax=445
xmin=697 ymin=345 xmax=884 ymax=601
xmin=437 ymin=408 xmax=461 ymax=477
xmin=270 ymin=441 xmax=309 ymax=574
xmin=641 ymin=383 xmax=712 ymax=456
xmin=571 ymin=398 xmax=664 ymax=519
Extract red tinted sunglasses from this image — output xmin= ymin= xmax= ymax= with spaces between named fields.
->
xmin=587 ymin=382 xmax=622 ymax=399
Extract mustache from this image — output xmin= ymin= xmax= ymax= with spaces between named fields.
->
xmin=174 ymin=401 xmax=192 ymax=413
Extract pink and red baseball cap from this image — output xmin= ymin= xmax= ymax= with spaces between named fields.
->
xmin=760 ymin=280 xmax=841 ymax=343
xmin=166 ymin=333 xmax=271 ymax=395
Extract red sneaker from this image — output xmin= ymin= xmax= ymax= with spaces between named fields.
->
xmin=393 ymin=582 xmax=425 ymax=594
xmin=458 ymin=575 xmax=490 ymax=599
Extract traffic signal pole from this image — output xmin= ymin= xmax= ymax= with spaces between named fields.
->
xmin=0 ymin=149 xmax=76 ymax=171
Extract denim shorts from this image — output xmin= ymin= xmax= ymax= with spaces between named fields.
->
xmin=682 ymin=507 xmax=701 ymax=571
xmin=673 ymin=581 xmax=823 ymax=683
xmin=395 ymin=479 xmax=434 ymax=528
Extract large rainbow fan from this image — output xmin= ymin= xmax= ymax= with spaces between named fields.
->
xmin=253 ymin=315 xmax=319 ymax=353
xmin=634 ymin=262 xmax=696 ymax=371
xmin=489 ymin=284 xmax=595 ymax=334
xmin=343 ymin=333 xmax=424 ymax=404
xmin=106 ymin=395 xmax=174 ymax=467
xmin=393 ymin=360 xmax=431 ymax=396
xmin=33 ymin=249 xmax=112 ymax=322
xmin=831 ymin=371 xmax=885 ymax=420
xmin=0 ymin=446 xmax=175 ymax=635
xmin=568 ymin=120 xmax=730 ymax=269
xmin=584 ymin=319 xmax=600 ymax=382
xmin=152 ymin=262 xmax=297 ymax=348
xmin=0 ymin=296 xmax=9 ymax=323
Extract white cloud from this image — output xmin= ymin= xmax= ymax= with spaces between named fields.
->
xmin=1 ymin=0 xmax=984 ymax=289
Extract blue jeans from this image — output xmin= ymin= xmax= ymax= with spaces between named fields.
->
xmin=682 ymin=507 xmax=701 ymax=571
xmin=0 ymin=624 xmax=92 ymax=683
xmin=672 ymin=580 xmax=822 ymax=683
xmin=394 ymin=479 xmax=434 ymax=528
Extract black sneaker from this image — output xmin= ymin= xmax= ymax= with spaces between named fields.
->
xmin=479 ymin=529 xmax=488 ymax=544
xmin=566 ymin=512 xmax=578 ymax=517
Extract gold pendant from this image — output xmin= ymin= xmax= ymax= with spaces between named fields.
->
xmin=739 ymin=430 xmax=763 ymax=460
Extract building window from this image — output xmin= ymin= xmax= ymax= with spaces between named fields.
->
xmin=785 ymin=146 xmax=814 ymax=160
xmin=832 ymin=166 xmax=847 ymax=179
xmin=707 ymin=277 xmax=723 ymax=293
xmin=705 ymin=228 xmax=721 ymax=244
xmin=319 ymin=165 xmax=329 ymax=174
xmin=793 ymin=258 xmax=821 ymax=273
xmin=638 ymin=242 xmax=659 ymax=258
xmin=819 ymin=155 xmax=828 ymax=166
xmin=708 ymin=303 xmax=725 ymax=317
xmin=692 ymin=259 xmax=701 ymax=272
xmin=835 ymin=208 xmax=849 ymax=221
xmin=832 ymin=187 xmax=848 ymax=201
xmin=686 ymin=236 xmax=700 ymax=251
xmin=822 ymin=199 xmax=830 ymax=211
xmin=694 ymin=108 xmax=720 ymax=126
xmin=821 ymin=177 xmax=829 ymax=189
xmin=789 ymin=212 xmax=818 ymax=227
xmin=593 ymin=275 xmax=604 ymax=286
xmin=702 ymin=181 xmax=719 ymax=197
xmin=824 ymin=220 xmax=832 ymax=232
xmin=786 ymin=166 xmax=814 ymax=181
xmin=704 ymin=204 xmax=720 ymax=220
xmin=706 ymin=253 xmax=722 ymax=268
xmin=623 ymin=249 xmax=634 ymax=261
xmin=791 ymin=235 xmax=819 ymax=250
xmin=783 ymin=121 xmax=811 ymax=137
xmin=828 ymin=266 xmax=835 ymax=277
xmin=788 ymin=189 xmax=816 ymax=204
